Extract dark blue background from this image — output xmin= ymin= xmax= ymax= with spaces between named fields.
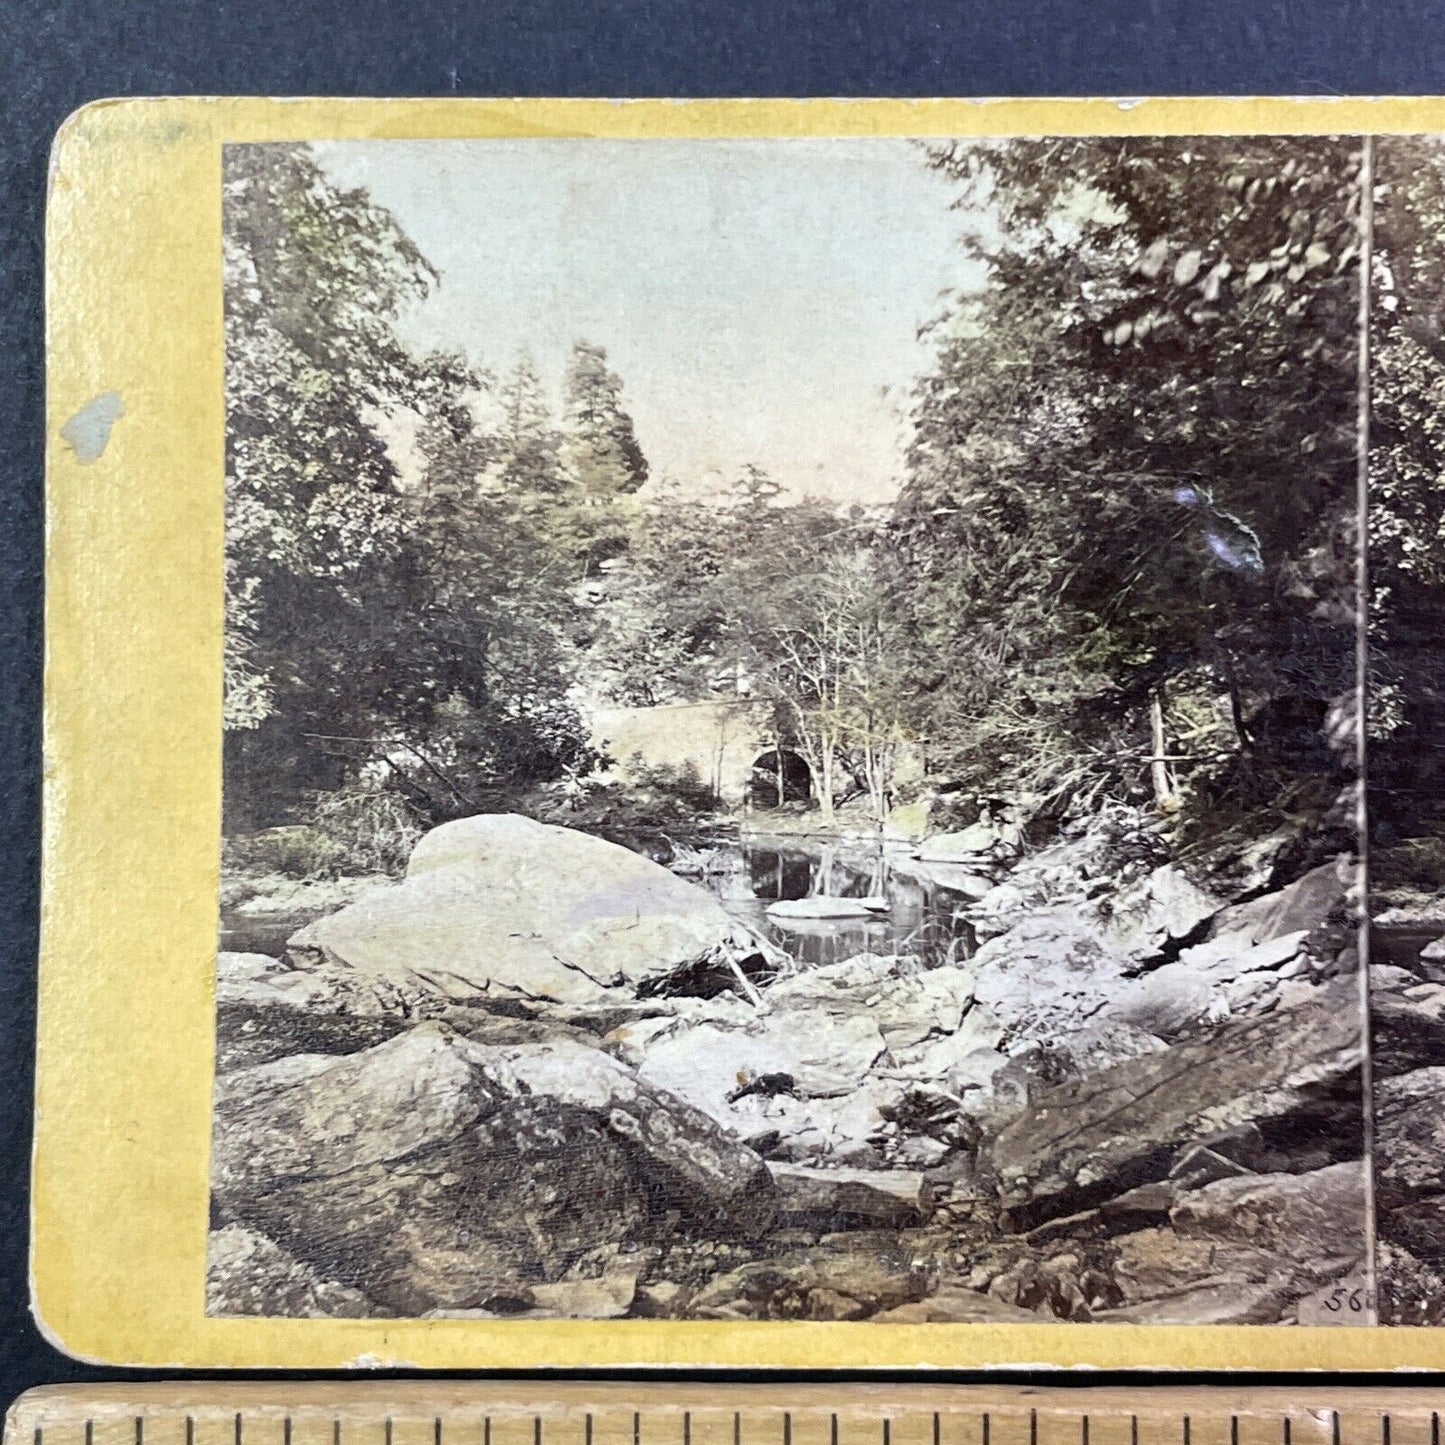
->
xmin=2 ymin=0 xmax=1441 ymax=1400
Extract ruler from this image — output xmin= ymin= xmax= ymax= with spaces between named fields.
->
xmin=8 ymin=1386 xmax=1444 ymax=1445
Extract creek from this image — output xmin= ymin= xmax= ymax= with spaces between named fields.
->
xmin=683 ymin=835 xmax=980 ymax=969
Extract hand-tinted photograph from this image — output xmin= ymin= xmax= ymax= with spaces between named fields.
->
xmin=208 ymin=136 xmax=1371 ymax=1325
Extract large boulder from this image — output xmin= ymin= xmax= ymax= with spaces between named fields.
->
xmin=635 ymin=1007 xmax=888 ymax=1117
xmin=487 ymin=1039 xmax=777 ymax=1236
xmin=214 ymin=999 xmax=410 ymax=1075
xmin=1093 ymin=1229 xmax=1300 ymax=1325
xmin=988 ymin=977 xmax=1364 ymax=1230
xmin=216 ymin=948 xmax=402 ymax=1019
xmin=1111 ymin=929 xmax=1312 ymax=1037
xmin=1370 ymin=981 xmax=1445 ymax=1079
xmin=621 ymin=956 xmax=982 ymax=1165
xmin=915 ymin=823 xmax=1017 ymax=864
xmin=1373 ymin=1066 xmax=1445 ymax=1262
xmin=770 ymin=1164 xmax=928 ymax=1230
xmin=1168 ymin=1162 xmax=1366 ymax=1264
xmin=1206 ymin=855 xmax=1356 ymax=946
xmin=287 ymin=814 xmax=757 ymax=1009
xmin=1106 ymin=864 xmax=1228 ymax=957
xmin=206 ymin=1224 xmax=376 ymax=1318
xmin=967 ymin=909 xmax=1135 ymax=1041
xmin=211 ymin=1023 xmax=774 ymax=1315
xmin=766 ymin=954 xmax=974 ymax=1049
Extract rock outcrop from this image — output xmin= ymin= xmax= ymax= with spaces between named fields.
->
xmin=989 ymin=977 xmax=1363 ymax=1229
xmin=212 ymin=1022 xmax=773 ymax=1315
xmin=287 ymin=814 xmax=763 ymax=1009
xmin=211 ymin=807 xmax=1367 ymax=1327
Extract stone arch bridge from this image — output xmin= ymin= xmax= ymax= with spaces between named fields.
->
xmin=588 ymin=700 xmax=793 ymax=807
xmin=589 ymin=700 xmax=925 ymax=809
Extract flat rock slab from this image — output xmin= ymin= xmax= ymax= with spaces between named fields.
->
xmin=636 ymin=1007 xmax=888 ymax=1117
xmin=767 ymin=898 xmax=876 ymax=920
xmin=1373 ymin=1065 xmax=1445 ymax=1261
xmin=687 ymin=1240 xmax=930 ymax=1320
xmin=1207 ymin=855 xmax=1355 ymax=946
xmin=1370 ymin=985 xmax=1445 ymax=1080
xmin=771 ymin=1164 xmax=928 ymax=1228
xmin=874 ymin=1285 xmax=1044 ymax=1323
xmin=1168 ymin=1162 xmax=1366 ymax=1263
xmin=989 ymin=977 xmax=1363 ymax=1229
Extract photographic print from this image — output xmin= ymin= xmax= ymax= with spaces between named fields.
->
xmin=206 ymin=135 xmax=1370 ymax=1326
xmin=1367 ymin=134 xmax=1445 ymax=1327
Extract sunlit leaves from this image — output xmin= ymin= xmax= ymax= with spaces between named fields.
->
xmin=896 ymin=136 xmax=1361 ymax=803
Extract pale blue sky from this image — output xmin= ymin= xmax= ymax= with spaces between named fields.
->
xmin=313 ymin=139 xmax=979 ymax=504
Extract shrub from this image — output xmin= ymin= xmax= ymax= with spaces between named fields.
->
xmin=224 ymin=782 xmax=423 ymax=880
xmin=309 ymin=782 xmax=424 ymax=875
xmin=224 ymin=824 xmax=345 ymax=880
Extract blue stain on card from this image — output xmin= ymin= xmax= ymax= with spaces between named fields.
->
xmin=60 ymin=391 xmax=125 ymax=464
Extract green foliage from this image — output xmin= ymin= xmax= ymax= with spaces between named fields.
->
xmin=308 ymin=782 xmax=424 ymax=875
xmin=223 ymin=144 xmax=596 ymax=828
xmin=224 ymin=824 xmax=346 ymax=880
xmin=223 ymin=138 xmax=1369 ymax=862
xmin=892 ymin=137 xmax=1363 ymax=810
xmin=225 ymin=782 xmax=423 ymax=879
xmin=1367 ymin=138 xmax=1445 ymax=837
xmin=562 ymin=341 xmax=649 ymax=500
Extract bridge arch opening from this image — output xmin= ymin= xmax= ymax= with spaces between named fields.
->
xmin=750 ymin=749 xmax=812 ymax=808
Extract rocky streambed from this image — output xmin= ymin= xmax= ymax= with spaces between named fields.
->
xmin=209 ymin=803 xmax=1380 ymax=1325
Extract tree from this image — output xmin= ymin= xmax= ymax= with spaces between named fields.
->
xmin=491 ymin=353 xmax=566 ymax=501
xmin=222 ymin=144 xmax=593 ymax=828
xmin=562 ymin=341 xmax=649 ymax=499
xmin=1366 ymin=137 xmax=1445 ymax=835
xmin=557 ymin=341 xmax=649 ymax=574
xmin=893 ymin=137 xmax=1363 ymax=814
xmin=747 ymin=544 xmax=909 ymax=823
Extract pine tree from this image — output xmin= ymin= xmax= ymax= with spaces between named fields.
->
xmin=561 ymin=340 xmax=648 ymax=500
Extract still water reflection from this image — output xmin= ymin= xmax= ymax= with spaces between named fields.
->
xmin=691 ymin=837 xmax=977 ymax=968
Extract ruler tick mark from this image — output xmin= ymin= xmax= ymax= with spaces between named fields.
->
xmin=1231 ymin=1417 xmax=1239 ymax=1445
xmin=1083 ymin=1416 xmax=1090 ymax=1445
xmin=634 ymin=1412 xmax=641 ymax=1445
xmin=586 ymin=1418 xmax=594 ymax=1445
xmin=1384 ymin=1414 xmax=1393 ymax=1445
xmin=435 ymin=1418 xmax=442 ymax=1445
xmin=1334 ymin=1414 xmax=1342 ymax=1445
xmin=786 ymin=1415 xmax=793 ymax=1445
xmin=284 ymin=1420 xmax=292 ymax=1445
xmin=933 ymin=1412 xmax=941 ymax=1445
xmin=1130 ymin=1418 xmax=1138 ymax=1445
xmin=735 ymin=1413 xmax=742 ymax=1445
xmin=883 ymin=1420 xmax=890 ymax=1445
xmin=983 ymin=1412 xmax=991 ymax=1445
xmin=535 ymin=1418 xmax=543 ymax=1445
xmin=1283 ymin=1420 xmax=1291 ymax=1445
xmin=684 ymin=1414 xmax=691 ymax=1445
xmin=1030 ymin=1412 xmax=1037 ymax=1445
xmin=236 ymin=1413 xmax=244 ymax=1445
xmin=1183 ymin=1416 xmax=1191 ymax=1445
xmin=333 ymin=1420 xmax=341 ymax=1445
xmin=830 ymin=1416 xmax=837 ymax=1445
